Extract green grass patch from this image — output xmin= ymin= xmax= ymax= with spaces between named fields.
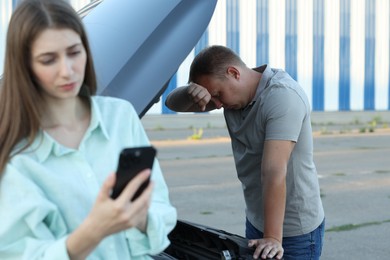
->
xmin=326 ymin=219 xmax=390 ymax=232
xmin=333 ymin=172 xmax=346 ymax=176
xmin=320 ymin=127 xmax=333 ymax=135
xmin=371 ymin=115 xmax=383 ymax=124
xmin=153 ymin=125 xmax=165 ymax=131
xmin=352 ymin=118 xmax=361 ymax=125
xmin=356 ymin=146 xmax=374 ymax=150
xmin=339 ymin=128 xmax=351 ymax=134
xmin=375 ymin=170 xmax=390 ymax=174
xmin=200 ymin=211 xmax=213 ymax=215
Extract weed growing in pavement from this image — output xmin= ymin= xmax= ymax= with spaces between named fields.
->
xmin=339 ymin=127 xmax=352 ymax=134
xmin=371 ymin=115 xmax=383 ymax=124
xmin=352 ymin=117 xmax=361 ymax=125
xmin=326 ymin=220 xmax=390 ymax=232
xmin=368 ymin=120 xmax=376 ymax=132
xmin=188 ymin=128 xmax=203 ymax=140
xmin=359 ymin=127 xmax=367 ymax=133
xmin=320 ymin=127 xmax=333 ymax=135
xmin=153 ymin=125 xmax=165 ymax=131
xmin=375 ymin=170 xmax=390 ymax=174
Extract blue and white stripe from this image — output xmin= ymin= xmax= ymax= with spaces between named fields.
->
xmin=155 ymin=0 xmax=390 ymax=114
xmin=1 ymin=0 xmax=389 ymax=114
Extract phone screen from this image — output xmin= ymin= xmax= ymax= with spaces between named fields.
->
xmin=111 ymin=146 xmax=156 ymax=200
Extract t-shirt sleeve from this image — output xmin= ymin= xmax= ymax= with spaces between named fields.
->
xmin=262 ymin=86 xmax=308 ymax=142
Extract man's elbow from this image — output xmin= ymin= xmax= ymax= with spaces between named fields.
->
xmin=261 ymin=168 xmax=287 ymax=186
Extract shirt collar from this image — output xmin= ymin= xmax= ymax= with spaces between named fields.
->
xmin=89 ymin=97 xmax=110 ymax=140
xmin=34 ymin=97 xmax=110 ymax=163
xmin=240 ymin=64 xmax=271 ymax=110
xmin=253 ymin=64 xmax=273 ymax=101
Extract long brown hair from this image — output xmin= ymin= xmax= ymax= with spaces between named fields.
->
xmin=0 ymin=0 xmax=97 ymax=176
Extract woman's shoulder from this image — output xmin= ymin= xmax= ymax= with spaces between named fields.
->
xmin=91 ymin=96 xmax=136 ymax=113
xmin=1 ymin=163 xmax=41 ymax=199
xmin=92 ymin=95 xmax=132 ymax=106
xmin=90 ymin=96 xmax=139 ymax=127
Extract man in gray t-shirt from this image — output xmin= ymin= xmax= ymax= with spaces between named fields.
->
xmin=165 ymin=45 xmax=325 ymax=260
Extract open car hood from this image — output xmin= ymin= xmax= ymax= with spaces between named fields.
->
xmin=80 ymin=0 xmax=217 ymax=117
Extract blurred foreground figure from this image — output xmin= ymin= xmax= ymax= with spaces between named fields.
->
xmin=0 ymin=0 xmax=176 ymax=259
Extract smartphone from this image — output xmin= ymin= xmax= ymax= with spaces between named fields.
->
xmin=111 ymin=146 xmax=157 ymax=201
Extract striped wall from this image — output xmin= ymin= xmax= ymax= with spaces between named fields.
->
xmin=157 ymin=0 xmax=390 ymax=114
xmin=1 ymin=1 xmax=389 ymax=114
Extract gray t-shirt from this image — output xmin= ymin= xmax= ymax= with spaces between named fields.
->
xmin=224 ymin=65 xmax=324 ymax=237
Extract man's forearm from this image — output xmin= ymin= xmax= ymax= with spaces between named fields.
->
xmin=165 ymin=86 xmax=194 ymax=112
xmin=262 ymin=176 xmax=286 ymax=242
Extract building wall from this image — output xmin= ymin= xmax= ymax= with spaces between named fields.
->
xmin=158 ymin=0 xmax=390 ymax=114
xmin=1 ymin=0 xmax=389 ymax=113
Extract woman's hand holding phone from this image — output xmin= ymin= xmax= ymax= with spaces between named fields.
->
xmin=67 ymin=147 xmax=156 ymax=258
xmin=67 ymin=170 xmax=153 ymax=259
xmin=91 ymin=170 xmax=152 ymax=236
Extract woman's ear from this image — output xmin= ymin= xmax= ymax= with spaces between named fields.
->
xmin=226 ymin=66 xmax=240 ymax=80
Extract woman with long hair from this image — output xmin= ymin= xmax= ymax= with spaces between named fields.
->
xmin=0 ymin=0 xmax=176 ymax=259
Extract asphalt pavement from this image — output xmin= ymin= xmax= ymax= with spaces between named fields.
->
xmin=141 ymin=111 xmax=390 ymax=260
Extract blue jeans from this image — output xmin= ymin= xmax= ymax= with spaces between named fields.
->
xmin=245 ymin=218 xmax=325 ymax=260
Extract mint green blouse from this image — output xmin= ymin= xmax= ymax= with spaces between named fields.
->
xmin=0 ymin=96 xmax=177 ymax=260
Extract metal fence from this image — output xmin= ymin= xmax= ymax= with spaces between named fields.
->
xmin=1 ymin=0 xmax=389 ymax=114
xmin=160 ymin=0 xmax=390 ymax=114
